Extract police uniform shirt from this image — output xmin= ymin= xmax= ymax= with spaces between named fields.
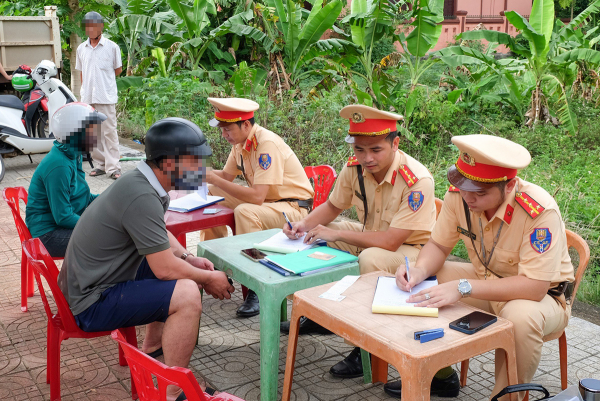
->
xmin=222 ymin=124 xmax=314 ymax=202
xmin=328 ymin=150 xmax=436 ymax=245
xmin=432 ymin=177 xmax=574 ymax=287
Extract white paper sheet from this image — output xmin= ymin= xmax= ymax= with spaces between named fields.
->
xmin=319 ymin=275 xmax=360 ymax=302
xmin=253 ymin=231 xmax=315 ymax=254
xmin=197 ymin=184 xmax=209 ymax=200
xmin=372 ymin=277 xmax=438 ymax=308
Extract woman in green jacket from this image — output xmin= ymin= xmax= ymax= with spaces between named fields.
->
xmin=26 ymin=103 xmax=106 ymax=257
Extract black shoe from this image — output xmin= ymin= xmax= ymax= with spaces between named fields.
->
xmin=280 ymin=316 xmax=333 ymax=335
xmin=236 ymin=290 xmax=260 ymax=317
xmin=383 ymin=371 xmax=460 ymax=399
xmin=329 ymin=347 xmax=364 ymax=379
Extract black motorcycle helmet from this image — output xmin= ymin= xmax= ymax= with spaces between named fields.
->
xmin=145 ymin=118 xmax=212 ymax=164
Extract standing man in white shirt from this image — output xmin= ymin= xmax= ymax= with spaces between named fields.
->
xmin=76 ymin=11 xmax=123 ymax=179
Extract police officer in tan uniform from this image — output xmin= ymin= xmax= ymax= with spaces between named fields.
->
xmin=390 ymin=134 xmax=574 ymax=400
xmin=204 ymin=97 xmax=314 ymax=317
xmin=282 ymin=105 xmax=437 ymax=378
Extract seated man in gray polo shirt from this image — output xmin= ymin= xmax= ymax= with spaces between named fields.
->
xmin=58 ymin=118 xmax=233 ymax=401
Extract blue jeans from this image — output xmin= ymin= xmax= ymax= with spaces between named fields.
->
xmin=38 ymin=228 xmax=73 ymax=258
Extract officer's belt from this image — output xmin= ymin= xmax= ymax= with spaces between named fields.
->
xmin=274 ymin=198 xmax=313 ymax=211
xmin=548 ymin=281 xmax=574 ymax=309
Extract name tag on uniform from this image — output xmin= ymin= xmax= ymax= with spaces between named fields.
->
xmin=354 ymin=190 xmax=365 ymax=202
xmin=457 ymin=226 xmax=476 ymax=240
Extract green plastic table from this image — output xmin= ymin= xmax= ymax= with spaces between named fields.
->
xmin=197 ymin=229 xmax=360 ymax=401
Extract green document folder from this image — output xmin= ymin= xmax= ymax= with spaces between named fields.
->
xmin=265 ymin=247 xmax=358 ymax=275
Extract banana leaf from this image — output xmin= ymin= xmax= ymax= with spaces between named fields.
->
xmin=504 ymin=11 xmax=547 ymax=60
xmin=405 ymin=0 xmax=444 ymax=57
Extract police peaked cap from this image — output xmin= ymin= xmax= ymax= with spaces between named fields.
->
xmin=145 ymin=117 xmax=212 ymax=161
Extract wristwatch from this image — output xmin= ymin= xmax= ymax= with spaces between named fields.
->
xmin=180 ymin=252 xmax=190 ymax=260
xmin=458 ymin=279 xmax=472 ymax=298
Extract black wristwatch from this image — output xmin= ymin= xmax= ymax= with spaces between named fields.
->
xmin=180 ymin=252 xmax=190 ymax=261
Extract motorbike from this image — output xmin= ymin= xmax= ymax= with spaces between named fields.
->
xmin=10 ymin=65 xmax=50 ymax=139
xmin=0 ymin=60 xmax=79 ymax=182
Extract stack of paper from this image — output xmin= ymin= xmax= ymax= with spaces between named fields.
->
xmin=168 ymin=185 xmax=224 ymax=213
xmin=253 ymin=231 xmax=315 ymax=254
xmin=372 ymin=276 xmax=439 ymax=317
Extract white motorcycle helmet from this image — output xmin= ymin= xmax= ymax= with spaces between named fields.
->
xmin=31 ymin=60 xmax=58 ymax=86
xmin=52 ymin=102 xmax=106 ymax=145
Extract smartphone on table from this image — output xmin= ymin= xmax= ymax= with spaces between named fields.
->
xmin=240 ymin=248 xmax=267 ymax=262
xmin=449 ymin=311 xmax=497 ymax=335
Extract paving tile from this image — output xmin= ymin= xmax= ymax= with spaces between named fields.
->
xmin=0 ymin=370 xmax=44 ymax=401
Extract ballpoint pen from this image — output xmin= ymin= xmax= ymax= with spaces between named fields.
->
xmin=405 ymin=256 xmax=411 ymax=293
xmin=282 ymin=211 xmax=293 ymax=230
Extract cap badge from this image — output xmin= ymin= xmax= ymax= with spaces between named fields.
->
xmin=351 ymin=112 xmax=365 ymax=124
xmin=460 ymin=152 xmax=476 ymax=166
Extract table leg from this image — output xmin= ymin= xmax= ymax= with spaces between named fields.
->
xmin=398 ymin=362 xmax=433 ymax=401
xmin=177 ymin=234 xmax=187 ymax=248
xmin=361 ymin=349 xmax=372 ymax=384
xmin=281 ymin=299 xmax=287 ymax=322
xmin=259 ymin=294 xmax=284 ymax=401
xmin=282 ymin=307 xmax=302 ymax=401
xmin=371 ymin=354 xmax=388 ymax=384
xmin=500 ymin=346 xmax=519 ymax=401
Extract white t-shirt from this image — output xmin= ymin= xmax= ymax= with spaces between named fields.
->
xmin=75 ymin=35 xmax=122 ymax=104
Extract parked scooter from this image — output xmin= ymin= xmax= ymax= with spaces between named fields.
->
xmin=11 ymin=65 xmax=50 ymax=139
xmin=0 ymin=60 xmax=80 ymax=182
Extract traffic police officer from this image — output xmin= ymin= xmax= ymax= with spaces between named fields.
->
xmin=282 ymin=105 xmax=437 ymax=378
xmin=392 ymin=134 xmax=574 ymax=400
xmin=204 ymin=97 xmax=314 ymax=317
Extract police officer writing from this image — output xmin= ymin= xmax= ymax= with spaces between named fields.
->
xmin=282 ymin=105 xmax=437 ymax=379
xmin=203 ymin=97 xmax=314 ymax=318
xmin=392 ymin=135 xmax=574 ymax=400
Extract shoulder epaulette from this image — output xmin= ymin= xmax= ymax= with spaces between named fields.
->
xmin=448 ymin=185 xmax=460 ymax=192
xmin=398 ymin=164 xmax=419 ymax=187
xmin=244 ymin=135 xmax=258 ymax=151
xmin=347 ymin=155 xmax=360 ymax=167
xmin=515 ymin=192 xmax=545 ymax=219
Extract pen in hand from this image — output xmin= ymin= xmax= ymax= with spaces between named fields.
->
xmin=405 ymin=256 xmax=411 ymax=293
xmin=282 ymin=212 xmax=299 ymax=238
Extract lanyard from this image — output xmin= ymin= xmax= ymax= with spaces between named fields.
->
xmin=462 ymin=199 xmax=505 ymax=279
xmin=477 ymin=218 xmax=504 ymax=278
xmin=238 ymin=154 xmax=250 ymax=185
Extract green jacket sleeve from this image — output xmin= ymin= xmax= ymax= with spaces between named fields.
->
xmin=44 ymin=166 xmax=80 ymax=229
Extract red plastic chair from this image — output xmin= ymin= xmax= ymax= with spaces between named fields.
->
xmin=22 ymin=237 xmax=138 ymax=401
xmin=304 ymin=165 xmax=337 ymax=209
xmin=112 ymin=330 xmax=245 ymax=401
xmin=2 ymin=186 xmax=65 ymax=312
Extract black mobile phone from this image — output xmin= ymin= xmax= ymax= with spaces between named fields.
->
xmin=240 ymin=248 xmax=267 ymax=262
xmin=449 ymin=311 xmax=497 ymax=335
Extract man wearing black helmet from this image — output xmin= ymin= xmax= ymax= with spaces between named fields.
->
xmin=58 ymin=118 xmax=234 ymax=401
xmin=76 ymin=11 xmax=123 ymax=179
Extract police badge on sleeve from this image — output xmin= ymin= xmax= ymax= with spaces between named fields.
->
xmin=259 ymin=153 xmax=272 ymax=170
xmin=408 ymin=191 xmax=424 ymax=212
xmin=530 ymin=228 xmax=552 ymax=253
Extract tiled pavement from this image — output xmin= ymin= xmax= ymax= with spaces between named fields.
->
xmin=0 ymin=145 xmax=598 ymax=401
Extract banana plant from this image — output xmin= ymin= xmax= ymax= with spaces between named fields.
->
xmin=262 ymin=0 xmax=362 ymax=86
xmin=340 ymin=0 xmax=406 ymax=107
xmin=437 ymin=44 xmax=530 ymax=123
xmin=109 ymin=0 xmax=179 ymax=75
xmin=457 ymin=0 xmax=600 ymax=133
